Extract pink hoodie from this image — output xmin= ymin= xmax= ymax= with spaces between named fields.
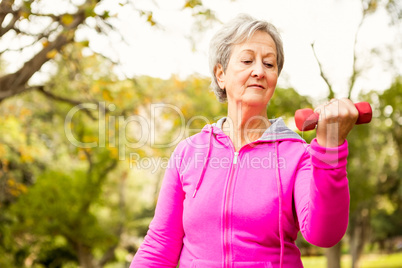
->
xmin=131 ymin=118 xmax=350 ymax=268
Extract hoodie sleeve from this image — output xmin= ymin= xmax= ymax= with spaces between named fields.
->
xmin=130 ymin=148 xmax=185 ymax=267
xmin=294 ymin=138 xmax=349 ymax=248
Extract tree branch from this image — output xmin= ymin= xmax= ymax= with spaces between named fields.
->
xmin=83 ymin=148 xmax=94 ymax=179
xmin=95 ymin=17 xmax=130 ymax=47
xmin=29 ymin=12 xmax=59 ymax=20
xmin=35 ymin=86 xmax=86 ymax=106
xmin=99 ymin=244 xmax=118 ymax=266
xmin=348 ymin=0 xmax=370 ymax=99
xmin=311 ymin=42 xmax=335 ymax=99
xmin=0 ymin=8 xmax=87 ymax=101
xmin=0 ymin=29 xmax=54 ymax=55
xmin=34 ymin=86 xmax=97 ymax=120
xmin=98 ymin=159 xmax=118 ymax=183
xmin=0 ymin=0 xmax=16 ymax=26
xmin=0 ymin=11 xmax=19 ymax=37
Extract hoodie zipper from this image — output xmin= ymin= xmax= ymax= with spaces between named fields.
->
xmin=223 ymin=151 xmax=239 ymax=268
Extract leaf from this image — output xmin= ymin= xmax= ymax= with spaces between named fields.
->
xmin=0 ymin=144 xmax=8 ymax=159
xmin=147 ymin=13 xmax=156 ymax=26
xmin=20 ymin=11 xmax=30 ymax=19
xmin=82 ymin=40 xmax=90 ymax=47
xmin=46 ymin=49 xmax=58 ymax=59
xmin=23 ymin=0 xmax=32 ymax=11
xmin=183 ymin=0 xmax=203 ymax=9
xmin=42 ymin=40 xmax=49 ymax=47
xmin=85 ymin=7 xmax=96 ymax=18
xmin=139 ymin=11 xmax=157 ymax=26
xmin=102 ymin=89 xmax=114 ymax=101
xmin=7 ymin=179 xmax=28 ymax=196
xmin=19 ymin=107 xmax=32 ymax=119
xmin=102 ymin=11 xmax=110 ymax=19
xmin=91 ymin=83 xmax=100 ymax=93
xmin=61 ymin=14 xmax=74 ymax=26
xmin=107 ymin=147 xmax=118 ymax=159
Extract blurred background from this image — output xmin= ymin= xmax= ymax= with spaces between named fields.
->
xmin=0 ymin=0 xmax=401 ymax=267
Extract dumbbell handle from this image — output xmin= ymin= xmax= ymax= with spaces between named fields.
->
xmin=295 ymin=102 xmax=372 ymax=131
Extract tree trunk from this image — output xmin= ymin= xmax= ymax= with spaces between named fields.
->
xmin=77 ymin=242 xmax=98 ymax=268
xmin=350 ymin=208 xmax=370 ymax=268
xmin=325 ymin=241 xmax=342 ymax=268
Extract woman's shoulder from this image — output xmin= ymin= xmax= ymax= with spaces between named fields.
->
xmin=173 ymin=131 xmax=212 ymax=155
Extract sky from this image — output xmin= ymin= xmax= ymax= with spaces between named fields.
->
xmin=3 ymin=0 xmax=401 ymax=102
xmin=88 ymin=0 xmax=400 ymax=102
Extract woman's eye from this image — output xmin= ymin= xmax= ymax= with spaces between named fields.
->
xmin=264 ymin=63 xmax=274 ymax=68
xmin=241 ymin=60 xmax=253 ymax=64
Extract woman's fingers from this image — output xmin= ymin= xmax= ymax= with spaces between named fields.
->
xmin=315 ymin=98 xmax=359 ymax=147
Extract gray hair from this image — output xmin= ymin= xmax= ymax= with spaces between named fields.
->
xmin=209 ymin=14 xmax=284 ymax=103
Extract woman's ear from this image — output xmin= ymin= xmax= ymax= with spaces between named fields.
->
xmin=214 ymin=64 xmax=226 ymax=90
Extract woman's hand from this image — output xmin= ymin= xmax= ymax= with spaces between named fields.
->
xmin=315 ymin=98 xmax=359 ymax=147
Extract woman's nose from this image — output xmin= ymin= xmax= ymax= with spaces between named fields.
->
xmin=251 ymin=62 xmax=265 ymax=78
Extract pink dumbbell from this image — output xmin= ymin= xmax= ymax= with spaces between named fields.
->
xmin=295 ymin=102 xmax=372 ymax=131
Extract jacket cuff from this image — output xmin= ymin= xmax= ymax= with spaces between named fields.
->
xmin=309 ymin=138 xmax=349 ymax=169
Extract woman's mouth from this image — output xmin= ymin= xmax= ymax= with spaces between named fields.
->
xmin=248 ymin=84 xmax=265 ymax=89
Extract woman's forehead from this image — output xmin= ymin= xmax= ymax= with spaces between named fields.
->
xmin=233 ymin=32 xmax=277 ymax=56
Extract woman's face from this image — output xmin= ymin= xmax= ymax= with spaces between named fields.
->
xmin=215 ymin=31 xmax=278 ymax=108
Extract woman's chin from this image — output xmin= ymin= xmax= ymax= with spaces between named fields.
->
xmin=240 ymin=95 xmax=270 ymax=108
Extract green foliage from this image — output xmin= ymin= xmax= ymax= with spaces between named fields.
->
xmin=0 ymin=42 xmax=317 ymax=266
xmin=346 ymin=77 xmax=402 ymax=251
xmin=368 ymin=78 xmax=402 ymax=248
xmin=269 ymin=87 xmax=315 ymax=142
xmin=0 ymin=45 xmax=135 ymax=266
xmin=1 ymin=3 xmax=400 ymax=262
xmin=269 ymin=87 xmax=312 ymax=118
xmin=10 ymin=169 xmax=117 ymax=246
xmin=302 ymin=252 xmax=402 ymax=268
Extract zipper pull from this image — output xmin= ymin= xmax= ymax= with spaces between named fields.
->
xmin=233 ymin=152 xmax=239 ymax=164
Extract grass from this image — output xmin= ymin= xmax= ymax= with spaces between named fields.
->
xmin=302 ymin=252 xmax=402 ymax=268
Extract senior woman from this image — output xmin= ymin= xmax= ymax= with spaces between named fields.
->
xmin=131 ymin=14 xmax=358 ymax=268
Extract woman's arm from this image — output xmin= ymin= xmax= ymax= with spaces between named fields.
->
xmin=294 ymin=98 xmax=357 ymax=247
xmin=294 ymin=138 xmax=350 ymax=247
xmin=130 ymin=149 xmax=185 ymax=267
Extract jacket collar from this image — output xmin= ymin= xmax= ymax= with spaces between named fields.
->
xmin=211 ymin=117 xmax=305 ymax=143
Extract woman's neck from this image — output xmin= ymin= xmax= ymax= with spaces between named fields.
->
xmin=222 ymin=103 xmax=271 ymax=151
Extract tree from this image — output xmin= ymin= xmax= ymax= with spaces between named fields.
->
xmin=0 ymin=47 xmax=126 ymax=267
xmin=0 ymin=0 xmax=216 ymax=102
xmin=366 ymin=78 xmax=402 ymax=253
xmin=0 ymin=5 xmax=219 ymax=264
xmin=346 ymin=77 xmax=402 ymax=267
xmin=310 ymin=0 xmax=401 ymax=267
xmin=0 ymin=41 xmax=230 ymax=266
xmin=1 ymin=0 xmax=97 ymax=100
